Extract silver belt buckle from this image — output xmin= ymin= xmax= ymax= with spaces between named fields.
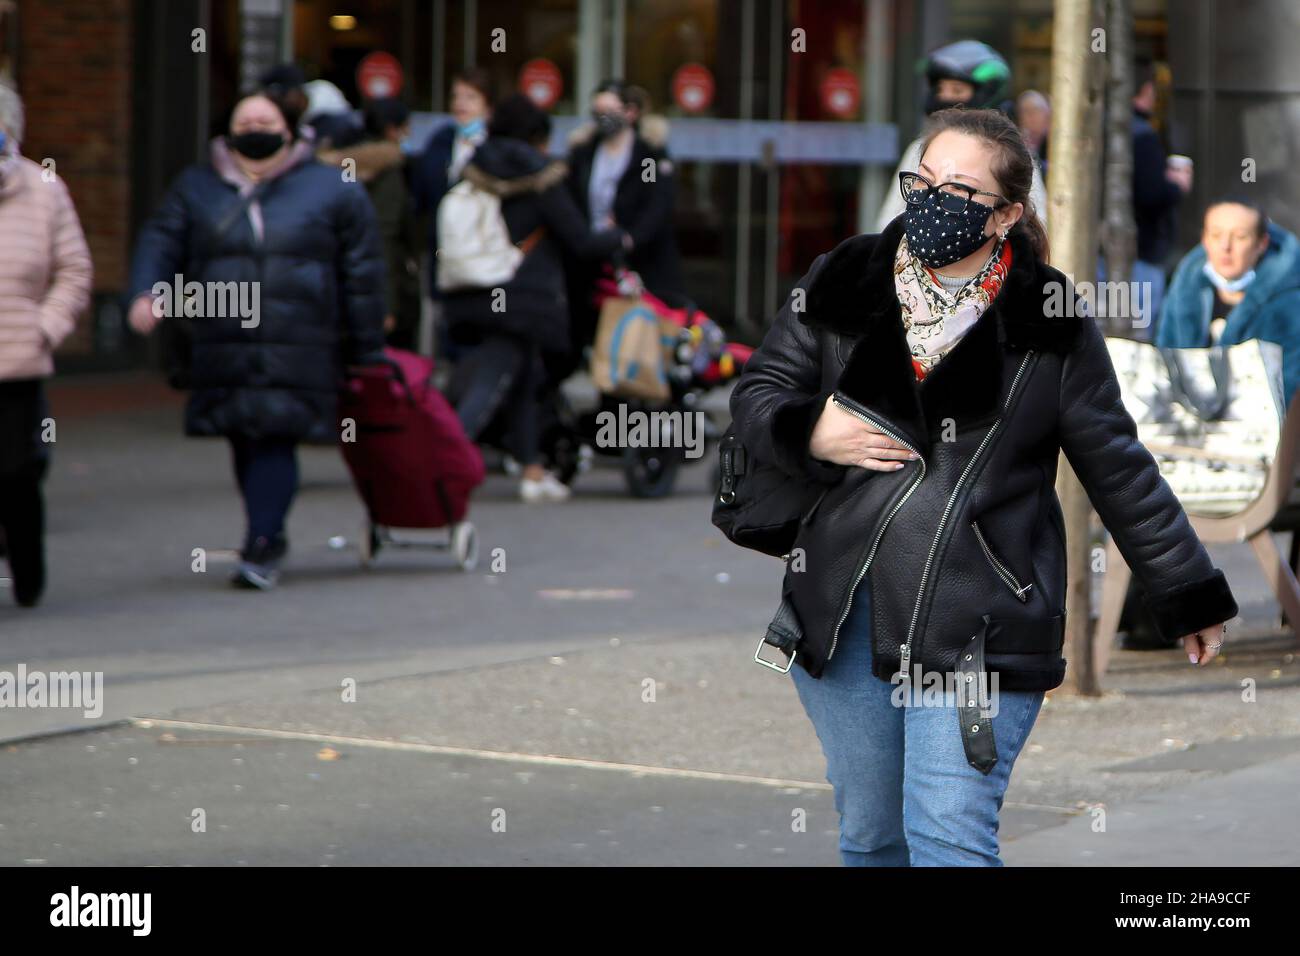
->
xmin=754 ymin=636 xmax=796 ymax=674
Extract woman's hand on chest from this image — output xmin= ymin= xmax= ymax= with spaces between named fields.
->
xmin=809 ymin=394 xmax=918 ymax=470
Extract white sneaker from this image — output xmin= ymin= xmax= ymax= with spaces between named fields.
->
xmin=520 ymin=472 xmax=572 ymax=502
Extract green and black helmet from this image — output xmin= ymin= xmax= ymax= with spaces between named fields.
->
xmin=923 ymin=40 xmax=1013 ymax=114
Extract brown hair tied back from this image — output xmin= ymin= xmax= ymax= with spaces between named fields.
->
xmin=919 ymin=107 xmax=1051 ymax=264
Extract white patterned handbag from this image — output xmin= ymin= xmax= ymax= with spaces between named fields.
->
xmin=1106 ymin=337 xmax=1286 ymax=516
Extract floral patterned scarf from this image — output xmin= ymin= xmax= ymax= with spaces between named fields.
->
xmin=894 ymin=233 xmax=1013 ymax=381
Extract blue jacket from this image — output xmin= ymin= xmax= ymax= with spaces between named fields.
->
xmin=409 ymin=124 xmax=456 ymax=216
xmin=409 ymin=124 xmax=457 ymax=297
xmin=1156 ymin=221 xmax=1300 ymax=405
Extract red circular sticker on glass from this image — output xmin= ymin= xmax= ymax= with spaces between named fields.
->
xmin=820 ymin=68 xmax=860 ymax=119
xmin=519 ymin=58 xmax=563 ymax=111
xmin=672 ymin=63 xmax=715 ymax=114
xmin=357 ymin=51 xmax=403 ymax=99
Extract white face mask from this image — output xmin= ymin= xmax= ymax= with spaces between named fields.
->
xmin=1202 ymin=261 xmax=1256 ymax=294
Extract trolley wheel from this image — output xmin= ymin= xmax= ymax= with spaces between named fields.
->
xmin=451 ymin=521 xmax=478 ymax=571
xmin=622 ymin=445 xmax=682 ymax=499
xmin=359 ymin=523 xmax=382 ymax=568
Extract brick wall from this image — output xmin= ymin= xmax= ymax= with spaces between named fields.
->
xmin=17 ymin=0 xmax=133 ymax=356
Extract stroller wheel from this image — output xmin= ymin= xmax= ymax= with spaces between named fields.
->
xmin=622 ymin=445 xmax=682 ymax=499
xmin=451 ymin=521 xmax=479 ymax=571
xmin=543 ymin=429 xmax=582 ymax=486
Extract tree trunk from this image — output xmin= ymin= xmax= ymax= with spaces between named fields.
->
xmin=1047 ymin=0 xmax=1107 ymax=696
xmin=1101 ymin=0 xmax=1138 ymax=337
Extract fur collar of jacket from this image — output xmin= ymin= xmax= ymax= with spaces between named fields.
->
xmin=567 ymin=114 xmax=670 ymax=151
xmin=802 ymin=214 xmax=1082 ymax=441
xmin=316 ymin=140 xmax=405 ymax=184
xmin=460 ymin=157 xmax=567 ymax=197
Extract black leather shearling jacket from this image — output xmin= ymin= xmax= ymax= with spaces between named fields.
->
xmin=730 ymin=216 xmax=1238 ymax=693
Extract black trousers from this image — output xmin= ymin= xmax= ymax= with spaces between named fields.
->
xmin=0 ymin=379 xmax=49 ymax=605
xmin=451 ymin=334 xmax=543 ymax=467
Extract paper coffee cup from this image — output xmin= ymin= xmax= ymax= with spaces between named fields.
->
xmin=1167 ymin=154 xmax=1193 ymax=171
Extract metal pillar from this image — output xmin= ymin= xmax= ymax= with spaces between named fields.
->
xmin=735 ymin=0 xmax=756 ymax=325
xmin=577 ymin=0 xmax=605 ymax=103
xmin=857 ymin=0 xmax=894 ymax=235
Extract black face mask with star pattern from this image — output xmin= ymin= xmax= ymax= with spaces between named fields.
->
xmin=903 ymin=192 xmax=996 ymax=268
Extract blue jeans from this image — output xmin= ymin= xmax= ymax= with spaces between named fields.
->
xmin=790 ymin=586 xmax=1044 ymax=866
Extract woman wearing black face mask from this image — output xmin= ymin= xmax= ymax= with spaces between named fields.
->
xmin=727 ymin=108 xmax=1236 ymax=867
xmin=126 ymin=93 xmax=386 ymax=590
xmin=561 ymin=79 xmax=685 ymax=375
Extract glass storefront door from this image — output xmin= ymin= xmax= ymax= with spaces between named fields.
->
xmin=217 ymin=0 xmax=899 ymax=338
xmin=612 ymin=0 xmax=898 ymax=338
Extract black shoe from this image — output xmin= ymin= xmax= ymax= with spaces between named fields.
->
xmin=13 ymin=576 xmax=43 ymax=608
xmin=244 ymin=533 xmax=288 ymax=564
xmin=230 ymin=533 xmax=288 ymax=590
xmin=7 ymin=541 xmax=44 ymax=608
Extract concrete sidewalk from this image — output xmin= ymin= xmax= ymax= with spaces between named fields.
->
xmin=1003 ymin=750 xmax=1300 ymax=866
xmin=1 ymin=722 xmax=842 ymax=866
xmin=4 ymin=628 xmax=1297 ymax=865
xmin=152 ymin=628 xmax=1300 ymax=810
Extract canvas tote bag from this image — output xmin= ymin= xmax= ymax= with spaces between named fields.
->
xmin=1106 ymin=337 xmax=1286 ymax=516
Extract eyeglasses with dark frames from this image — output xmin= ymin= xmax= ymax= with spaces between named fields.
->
xmin=898 ymin=171 xmax=1010 ymax=215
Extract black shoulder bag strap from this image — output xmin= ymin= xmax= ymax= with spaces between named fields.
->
xmin=162 ymin=182 xmax=266 ymax=390
xmin=211 ymin=183 xmax=267 ymax=250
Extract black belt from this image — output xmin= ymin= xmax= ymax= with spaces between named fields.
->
xmin=956 ymin=614 xmax=998 ymax=775
xmin=756 ymin=601 xmax=1003 ymax=779
xmin=754 ymin=595 xmax=800 ymax=673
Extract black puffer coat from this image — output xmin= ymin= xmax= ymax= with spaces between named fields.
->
xmin=730 ymin=216 xmax=1238 ymax=692
xmin=441 ymin=136 xmax=624 ymax=351
xmin=129 ymin=141 xmax=386 ymax=442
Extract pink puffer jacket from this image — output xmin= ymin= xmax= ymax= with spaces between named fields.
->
xmin=0 ymin=153 xmax=93 ymax=381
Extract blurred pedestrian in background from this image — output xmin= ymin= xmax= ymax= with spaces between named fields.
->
xmin=876 ymin=40 xmax=1048 ymax=232
xmin=319 ymin=97 xmax=423 ymax=350
xmin=1159 ymin=197 xmax=1300 ymax=403
xmin=302 ymin=78 xmax=364 ymax=148
xmin=126 ymin=92 xmax=385 ymax=589
xmin=564 ymin=79 xmax=684 ymax=373
xmin=1124 ymin=57 xmax=1192 ymax=336
xmin=260 ymin=64 xmax=362 ymax=149
xmin=0 ymin=82 xmax=93 ymax=608
xmin=410 ymin=68 xmax=495 ymax=361
xmin=1015 ymin=89 xmax=1051 ymax=183
xmin=442 ymin=93 xmax=626 ymax=503
xmin=1113 ymin=196 xmax=1299 ymax=651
